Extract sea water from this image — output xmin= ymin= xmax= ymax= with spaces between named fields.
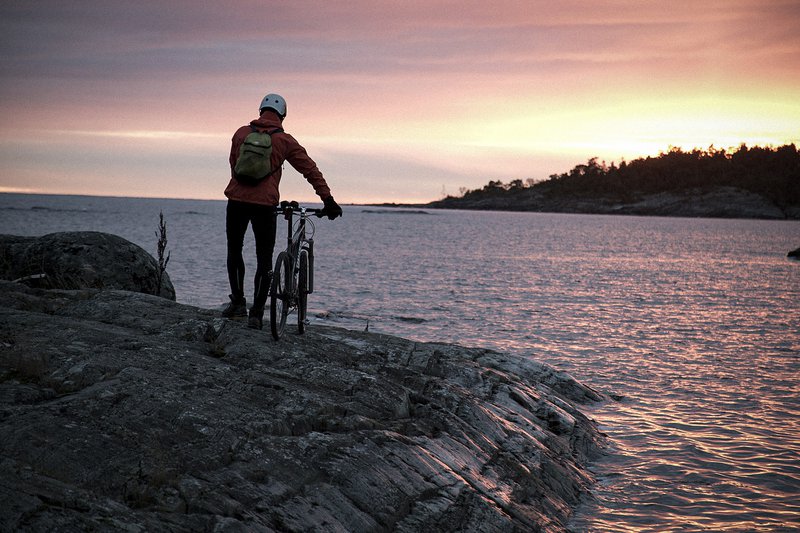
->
xmin=2 ymin=193 xmax=799 ymax=532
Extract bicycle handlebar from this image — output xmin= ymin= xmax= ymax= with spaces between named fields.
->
xmin=276 ymin=200 xmax=325 ymax=218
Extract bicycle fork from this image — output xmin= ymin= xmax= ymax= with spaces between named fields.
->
xmin=305 ymin=239 xmax=314 ymax=294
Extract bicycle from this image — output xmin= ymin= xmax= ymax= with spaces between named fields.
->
xmin=270 ymin=200 xmax=324 ymax=340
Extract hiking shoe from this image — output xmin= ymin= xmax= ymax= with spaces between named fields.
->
xmin=222 ymin=295 xmax=247 ymax=318
xmin=248 ymin=308 xmax=264 ymax=330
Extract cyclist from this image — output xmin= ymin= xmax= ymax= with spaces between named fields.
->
xmin=223 ymin=93 xmax=342 ymax=329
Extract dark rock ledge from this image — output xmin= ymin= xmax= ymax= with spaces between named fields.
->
xmin=0 ymin=280 xmax=605 ymax=532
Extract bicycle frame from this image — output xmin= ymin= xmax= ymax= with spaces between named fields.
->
xmin=270 ymin=201 xmax=322 ymax=339
xmin=282 ymin=207 xmax=308 ymax=268
xmin=278 ymin=202 xmax=317 ymax=288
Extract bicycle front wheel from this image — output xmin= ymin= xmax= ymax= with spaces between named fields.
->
xmin=270 ymin=252 xmax=292 ymax=340
xmin=297 ymin=249 xmax=309 ymax=334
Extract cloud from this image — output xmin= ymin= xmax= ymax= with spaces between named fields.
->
xmin=1 ymin=0 xmax=798 ymax=202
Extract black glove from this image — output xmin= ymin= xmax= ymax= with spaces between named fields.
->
xmin=322 ymin=196 xmax=343 ymax=220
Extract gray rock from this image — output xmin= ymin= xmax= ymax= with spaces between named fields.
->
xmin=612 ymin=186 xmax=787 ymax=219
xmin=429 ymin=185 xmax=794 ymax=219
xmin=0 ymin=281 xmax=605 ymax=532
xmin=0 ymin=232 xmax=175 ymax=300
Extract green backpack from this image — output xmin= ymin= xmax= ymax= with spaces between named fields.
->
xmin=233 ymin=126 xmax=284 ymax=184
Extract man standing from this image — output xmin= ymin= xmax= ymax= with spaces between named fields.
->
xmin=223 ymin=93 xmax=342 ymax=329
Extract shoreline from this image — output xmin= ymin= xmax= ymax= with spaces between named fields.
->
xmin=4 ymin=190 xmax=799 ymax=221
xmin=369 ymin=185 xmax=800 ymax=220
xmin=1 ymin=280 xmax=606 ymax=531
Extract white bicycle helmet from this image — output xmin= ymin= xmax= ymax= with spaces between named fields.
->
xmin=259 ymin=93 xmax=287 ymax=118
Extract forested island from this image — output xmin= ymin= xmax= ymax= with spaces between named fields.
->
xmin=423 ymin=144 xmax=800 ymax=219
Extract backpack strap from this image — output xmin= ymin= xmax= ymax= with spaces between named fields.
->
xmin=250 ymin=125 xmax=284 ymax=135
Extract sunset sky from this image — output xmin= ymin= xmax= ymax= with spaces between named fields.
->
xmin=1 ymin=1 xmax=798 ymax=204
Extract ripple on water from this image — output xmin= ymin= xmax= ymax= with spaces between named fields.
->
xmin=4 ymin=197 xmax=800 ymax=532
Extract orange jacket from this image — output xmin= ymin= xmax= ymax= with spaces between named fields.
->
xmin=224 ymin=111 xmax=331 ymax=206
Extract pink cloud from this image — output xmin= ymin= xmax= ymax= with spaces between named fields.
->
xmin=1 ymin=0 xmax=798 ymax=201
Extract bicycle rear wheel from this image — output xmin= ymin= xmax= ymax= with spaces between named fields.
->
xmin=270 ymin=252 xmax=292 ymax=340
xmin=297 ymin=249 xmax=309 ymax=334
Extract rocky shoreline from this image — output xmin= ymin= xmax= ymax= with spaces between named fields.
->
xmin=423 ymin=185 xmax=799 ymax=220
xmin=1 ymin=278 xmax=605 ymax=532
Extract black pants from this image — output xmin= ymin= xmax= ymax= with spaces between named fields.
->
xmin=226 ymin=199 xmax=276 ymax=310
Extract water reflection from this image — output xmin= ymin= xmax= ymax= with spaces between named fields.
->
xmin=3 ymin=196 xmax=799 ymax=531
xmin=312 ymin=210 xmax=800 ymax=532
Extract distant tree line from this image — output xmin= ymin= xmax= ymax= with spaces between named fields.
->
xmin=452 ymin=144 xmax=800 ymax=208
